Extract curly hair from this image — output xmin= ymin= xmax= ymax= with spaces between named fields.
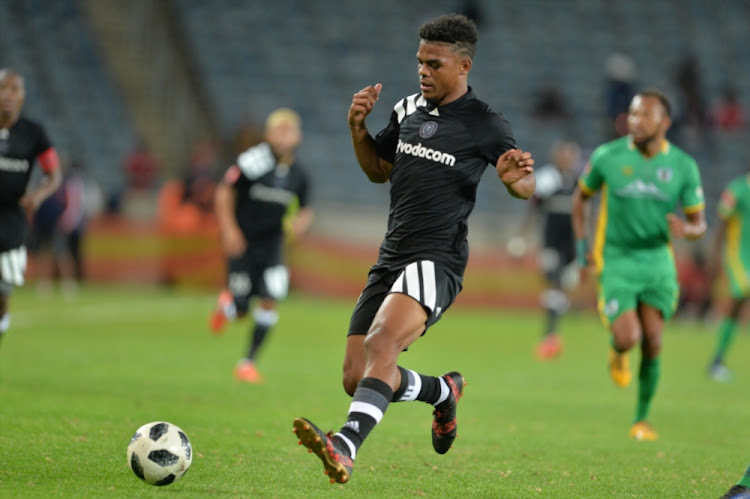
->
xmin=418 ymin=13 xmax=478 ymax=58
xmin=637 ymin=88 xmax=672 ymax=118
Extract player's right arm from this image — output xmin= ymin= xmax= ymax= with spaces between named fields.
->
xmin=348 ymin=83 xmax=393 ymax=183
xmin=214 ymin=166 xmax=246 ymax=257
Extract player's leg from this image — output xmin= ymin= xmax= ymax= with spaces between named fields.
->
xmin=628 ymin=303 xmax=664 ymax=441
xmin=209 ymin=253 xmax=250 ymax=334
xmin=629 ymin=278 xmax=677 ymax=441
xmin=0 ymin=291 xmax=9 ymax=345
xmin=598 ymin=270 xmax=640 ymax=388
xmin=721 ymin=462 xmax=750 ymax=498
xmin=535 ymin=247 xmax=568 ymax=360
xmin=383 ymin=261 xmax=465 ymax=453
xmin=708 ymin=295 xmax=746 ymax=382
xmin=295 ymin=293 xmax=426 ymax=483
xmin=236 ymin=264 xmax=288 ymax=383
xmin=0 ymin=245 xmax=27 ymax=344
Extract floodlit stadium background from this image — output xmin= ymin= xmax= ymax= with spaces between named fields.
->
xmin=4 ymin=0 xmax=749 ymax=295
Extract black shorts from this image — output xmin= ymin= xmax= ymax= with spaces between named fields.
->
xmin=226 ymin=239 xmax=288 ymax=306
xmin=539 ymin=243 xmax=576 ymax=286
xmin=348 ymin=260 xmax=462 ymax=336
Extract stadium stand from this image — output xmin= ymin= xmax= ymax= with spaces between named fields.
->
xmin=0 ymin=0 xmax=136 ymax=195
xmin=172 ymin=0 xmax=750 ymax=222
xmin=2 ymin=0 xmax=749 ymax=226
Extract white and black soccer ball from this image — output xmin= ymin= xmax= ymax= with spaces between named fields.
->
xmin=127 ymin=421 xmax=192 ymax=486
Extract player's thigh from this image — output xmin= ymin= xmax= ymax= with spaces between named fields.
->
xmin=725 ymin=263 xmax=750 ymax=301
xmin=250 ymin=263 xmax=289 ymax=301
xmin=226 ymin=253 xmax=253 ymax=303
xmin=639 ymin=275 xmax=679 ymax=322
xmin=367 ymin=292 xmax=429 ymax=354
xmin=0 ymin=246 xmax=27 ymax=287
xmin=388 ymin=260 xmax=462 ymax=334
xmin=597 ymin=269 xmax=638 ymax=329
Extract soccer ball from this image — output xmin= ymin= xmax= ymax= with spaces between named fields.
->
xmin=127 ymin=421 xmax=192 ymax=486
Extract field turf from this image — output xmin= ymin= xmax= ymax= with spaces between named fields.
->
xmin=0 ymin=285 xmax=747 ymax=497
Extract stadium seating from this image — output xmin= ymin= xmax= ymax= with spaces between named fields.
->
xmin=172 ymin=0 xmax=750 ymax=217
xmin=0 ymin=0 xmax=136 ymax=193
xmin=3 ymin=0 xmax=749 ymax=220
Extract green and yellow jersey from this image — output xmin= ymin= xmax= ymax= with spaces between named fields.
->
xmin=717 ymin=174 xmax=750 ymax=296
xmin=579 ymin=136 xmax=704 ymax=274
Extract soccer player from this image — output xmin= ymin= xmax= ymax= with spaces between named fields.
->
xmin=572 ymin=89 xmax=706 ymax=441
xmin=705 ymin=173 xmax=750 ymax=382
xmin=292 ymin=14 xmax=535 ymax=484
xmin=721 ymin=463 xmax=750 ymax=498
xmin=209 ymin=108 xmax=313 ymax=383
xmin=527 ymin=140 xmax=582 ymax=360
xmin=0 ymin=68 xmax=62 ymax=345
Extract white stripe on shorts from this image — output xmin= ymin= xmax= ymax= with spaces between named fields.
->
xmin=421 ymin=261 xmax=436 ymax=311
xmin=405 ymin=262 xmax=420 ymax=301
xmin=390 ymin=260 xmax=438 ymax=312
xmin=0 ymin=246 xmax=26 ymax=286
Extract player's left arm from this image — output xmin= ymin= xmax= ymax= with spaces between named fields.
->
xmin=667 ymin=209 xmax=707 ymax=240
xmin=669 ymin=159 xmax=707 ymax=240
xmin=497 ymin=149 xmax=535 ymax=199
xmin=287 ymin=170 xmax=314 ymax=238
xmin=482 ymin=114 xmax=535 ymax=199
xmin=19 ymin=147 xmax=62 ymax=213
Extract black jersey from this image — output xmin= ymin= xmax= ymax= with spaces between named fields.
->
xmin=0 ymin=116 xmax=54 ymax=251
xmin=533 ymin=164 xmax=576 ymax=249
xmin=228 ymin=142 xmax=310 ymax=244
xmin=373 ymin=88 xmax=515 ymax=276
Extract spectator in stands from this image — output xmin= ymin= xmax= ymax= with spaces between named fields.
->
xmin=31 ymin=157 xmax=93 ymax=297
xmin=59 ymin=158 xmax=93 ymax=284
xmin=712 ymin=84 xmax=746 ymax=131
xmin=123 ymin=138 xmax=160 ymax=192
xmin=673 ymin=54 xmax=710 ymax=142
xmin=0 ymin=68 xmax=62 ymax=344
xmin=532 ymin=86 xmax=569 ymax=122
xmin=604 ymin=52 xmax=637 ymax=139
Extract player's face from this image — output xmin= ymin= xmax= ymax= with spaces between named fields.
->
xmin=266 ymin=122 xmax=302 ymax=158
xmin=0 ymin=72 xmax=25 ymax=120
xmin=627 ymin=95 xmax=670 ymax=145
xmin=416 ymin=41 xmax=470 ymax=106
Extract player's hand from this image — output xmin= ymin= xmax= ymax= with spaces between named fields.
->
xmin=496 ymin=148 xmax=534 ymax=185
xmin=221 ymin=226 xmax=246 ymax=257
xmin=348 ymin=83 xmax=382 ymax=130
xmin=667 ymin=213 xmax=687 ymax=239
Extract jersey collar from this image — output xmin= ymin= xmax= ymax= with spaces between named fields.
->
xmin=627 ymin=136 xmax=670 ymax=156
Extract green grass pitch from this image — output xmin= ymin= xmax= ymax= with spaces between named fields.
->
xmin=0 ymin=285 xmax=747 ymax=497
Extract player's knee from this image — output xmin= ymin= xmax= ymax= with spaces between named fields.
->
xmin=641 ymin=333 xmax=662 ymax=357
xmin=363 ymin=326 xmax=402 ymax=360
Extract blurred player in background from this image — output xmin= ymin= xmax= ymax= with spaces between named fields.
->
xmin=721 ymin=463 xmax=750 ymax=498
xmin=293 ymin=14 xmax=535 ymax=484
xmin=209 ymin=108 xmax=313 ymax=383
xmin=572 ymin=89 xmax=706 ymax=441
xmin=704 ymin=172 xmax=750 ymax=382
xmin=0 ymin=69 xmax=62 ymax=345
xmin=521 ymin=140 xmax=582 ymax=360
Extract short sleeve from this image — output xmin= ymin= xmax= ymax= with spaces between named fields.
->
xmin=374 ymin=110 xmax=400 ymax=164
xmin=578 ymin=145 xmax=607 ymax=194
xmin=476 ymin=113 xmax=516 ymax=166
xmin=680 ymin=158 xmax=705 ymax=214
